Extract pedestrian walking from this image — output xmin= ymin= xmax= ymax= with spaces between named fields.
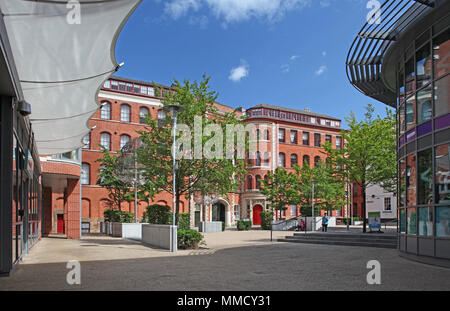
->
xmin=322 ymin=213 xmax=329 ymax=232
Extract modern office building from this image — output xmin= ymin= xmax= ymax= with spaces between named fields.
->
xmin=347 ymin=0 xmax=450 ymax=266
xmin=0 ymin=0 xmax=141 ymax=275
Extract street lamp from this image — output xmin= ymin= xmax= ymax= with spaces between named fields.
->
xmin=164 ymin=104 xmax=185 ymax=252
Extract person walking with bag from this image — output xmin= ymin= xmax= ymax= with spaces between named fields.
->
xmin=322 ymin=212 xmax=329 ymax=232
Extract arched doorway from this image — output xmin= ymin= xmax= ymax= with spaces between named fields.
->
xmin=212 ymin=202 xmax=226 ymax=223
xmin=253 ymin=205 xmax=263 ymax=225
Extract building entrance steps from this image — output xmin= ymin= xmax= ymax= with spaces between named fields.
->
xmin=278 ymin=231 xmax=398 ymax=249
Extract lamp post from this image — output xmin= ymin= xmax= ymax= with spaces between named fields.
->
xmin=312 ymin=180 xmax=315 ymax=232
xmin=164 ymin=104 xmax=185 ymax=252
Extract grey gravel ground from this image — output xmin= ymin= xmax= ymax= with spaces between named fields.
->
xmin=1 ymin=232 xmax=449 ymax=291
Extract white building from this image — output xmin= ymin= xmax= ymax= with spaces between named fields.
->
xmin=365 ymin=184 xmax=397 ymax=220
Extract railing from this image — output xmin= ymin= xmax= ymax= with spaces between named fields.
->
xmin=270 ymin=216 xmax=301 ymax=241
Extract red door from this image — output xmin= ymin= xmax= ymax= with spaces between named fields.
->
xmin=57 ymin=214 xmax=64 ymax=234
xmin=253 ymin=205 xmax=263 ymax=225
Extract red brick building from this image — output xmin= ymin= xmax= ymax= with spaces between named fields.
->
xmin=242 ymin=104 xmax=348 ymax=224
xmin=41 ymin=76 xmax=359 ymax=235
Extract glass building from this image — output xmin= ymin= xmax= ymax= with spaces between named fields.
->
xmin=347 ymin=0 xmax=450 ymax=267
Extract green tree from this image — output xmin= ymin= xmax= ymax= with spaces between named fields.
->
xmin=296 ymin=162 xmax=346 ymax=216
xmin=322 ymin=104 xmax=396 ymax=232
xmin=260 ymin=167 xmax=300 ymax=219
xmin=96 ymin=148 xmax=133 ymax=212
xmin=136 ymin=75 xmax=246 ymax=224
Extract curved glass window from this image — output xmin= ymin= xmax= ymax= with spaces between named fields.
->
xmin=406 ymin=96 xmax=416 ymax=130
xmin=417 ymin=86 xmax=433 ymax=124
xmin=434 ymin=74 xmax=450 ymax=117
xmin=418 ymin=207 xmax=433 ymax=237
xmin=433 ymin=29 xmax=450 ymax=79
xmin=418 ymin=149 xmax=433 ymax=204
xmin=436 ymin=143 xmax=450 ymax=204
xmin=407 ymin=208 xmax=417 ymax=235
xmin=416 ymin=42 xmax=432 ymax=89
xmin=436 ymin=206 xmax=450 ymax=237
xmin=406 ymin=154 xmax=416 ymax=206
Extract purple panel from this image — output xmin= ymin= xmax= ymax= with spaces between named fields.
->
xmin=417 ymin=120 xmax=432 ymax=137
xmin=406 ymin=129 xmax=416 ymax=143
xmin=435 ymin=113 xmax=450 ymax=131
xmin=399 ymin=134 xmax=406 ymax=147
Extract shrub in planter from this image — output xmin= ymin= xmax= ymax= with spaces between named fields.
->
xmin=222 ymin=221 xmax=226 ymax=232
xmin=168 ymin=213 xmax=190 ymax=230
xmin=103 ymin=209 xmax=134 ymax=223
xmin=237 ymin=220 xmax=252 ymax=231
xmin=260 ymin=211 xmax=274 ymax=230
xmin=145 ymin=204 xmax=171 ymax=224
xmin=178 ymin=229 xmax=204 ymax=249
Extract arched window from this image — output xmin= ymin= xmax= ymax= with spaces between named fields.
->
xmin=121 ymin=104 xmax=130 ymax=122
xmin=303 ymin=155 xmax=310 ymax=167
xmin=264 ymin=152 xmax=270 ymax=166
xmin=82 ymin=133 xmax=90 ymax=149
xmin=158 ymin=110 xmax=166 ymax=126
xmin=278 ymin=153 xmax=286 ymax=167
xmin=255 ymin=175 xmax=262 ymax=189
xmin=120 ymin=135 xmax=131 ymax=150
xmin=256 ymin=152 xmax=262 ymax=166
xmin=100 ymin=102 xmax=111 ymax=120
xmin=81 ymin=163 xmax=90 ymax=185
xmin=314 ymin=156 xmax=321 ymax=167
xmin=247 ymin=153 xmax=253 ymax=166
xmin=140 ymin=107 xmax=149 ymax=124
xmin=100 ymin=132 xmax=111 ymax=150
xmin=291 ymin=154 xmax=298 ymax=167
xmin=247 ymin=175 xmax=253 ymax=190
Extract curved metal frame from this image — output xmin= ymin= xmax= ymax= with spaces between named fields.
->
xmin=346 ymin=0 xmax=435 ymax=107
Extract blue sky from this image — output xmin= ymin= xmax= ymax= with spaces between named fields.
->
xmin=115 ymin=0 xmax=392 ymax=128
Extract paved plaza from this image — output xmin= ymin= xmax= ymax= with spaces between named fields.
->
xmin=1 ymin=230 xmax=449 ymax=291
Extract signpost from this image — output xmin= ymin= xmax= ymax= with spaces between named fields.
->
xmin=368 ymin=211 xmax=382 ymax=233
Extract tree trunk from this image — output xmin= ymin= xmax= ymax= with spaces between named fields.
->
xmin=362 ymin=183 xmax=367 ymax=233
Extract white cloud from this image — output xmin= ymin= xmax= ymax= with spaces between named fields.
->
xmin=164 ymin=0 xmax=201 ymax=19
xmin=281 ymin=64 xmax=290 ymax=73
xmin=229 ymin=60 xmax=249 ymax=82
xmin=164 ymin=0 xmax=311 ymax=24
xmin=290 ymin=55 xmax=300 ymax=61
xmin=315 ymin=65 xmax=327 ymax=76
xmin=320 ymin=0 xmax=331 ymax=8
xmin=322 ymin=51 xmax=327 ymax=57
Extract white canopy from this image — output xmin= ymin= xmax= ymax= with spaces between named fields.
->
xmin=0 ymin=0 xmax=141 ymax=155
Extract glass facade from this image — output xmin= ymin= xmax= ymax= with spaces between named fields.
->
xmin=397 ymin=16 xmax=450 ymax=261
xmin=2 ymin=101 xmax=42 ymax=273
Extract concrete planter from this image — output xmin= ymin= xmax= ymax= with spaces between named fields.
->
xmin=110 ymin=223 xmax=148 ymax=240
xmin=199 ymin=221 xmax=223 ymax=232
xmin=142 ymin=224 xmax=177 ymax=251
